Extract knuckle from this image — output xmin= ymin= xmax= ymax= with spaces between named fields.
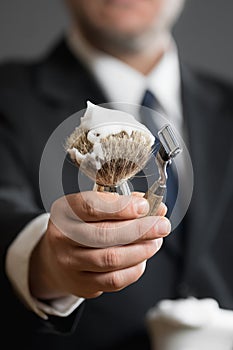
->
xmin=83 ymin=198 xmax=96 ymax=218
xmin=93 ymin=221 xmax=112 ymax=246
xmin=134 ymin=219 xmax=145 ymax=238
xmin=106 ymin=271 xmax=124 ymax=290
xmin=62 ymin=252 xmax=74 ymax=270
xmin=57 ymin=245 xmax=74 ymax=270
xmin=135 ymin=217 xmax=157 ymax=241
xmin=103 ymin=248 xmax=119 ymax=269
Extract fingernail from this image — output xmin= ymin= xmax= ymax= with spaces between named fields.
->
xmin=135 ymin=199 xmax=149 ymax=215
xmin=154 ymin=218 xmax=171 ymax=235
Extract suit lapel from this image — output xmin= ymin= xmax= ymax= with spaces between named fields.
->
xmin=180 ymin=63 xmax=233 ymax=278
xmin=35 ymin=38 xmax=108 ymax=109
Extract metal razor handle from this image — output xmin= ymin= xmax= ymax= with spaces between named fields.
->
xmin=93 ymin=181 xmax=131 ymax=195
xmin=144 ymin=153 xmax=168 ymax=216
xmin=144 ymin=124 xmax=182 ymax=216
xmin=144 ymin=183 xmax=166 ymax=216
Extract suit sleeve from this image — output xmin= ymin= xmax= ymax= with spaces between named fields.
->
xmin=0 ymin=114 xmax=85 ymax=337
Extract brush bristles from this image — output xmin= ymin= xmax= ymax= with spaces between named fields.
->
xmin=65 ymin=129 xmax=153 ymax=186
xmin=66 ymin=128 xmax=92 ymax=154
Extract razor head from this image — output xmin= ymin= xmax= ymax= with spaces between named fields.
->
xmin=158 ymin=124 xmax=182 ymax=161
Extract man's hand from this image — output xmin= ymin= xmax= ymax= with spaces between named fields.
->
xmin=29 ymin=191 xmax=171 ymax=300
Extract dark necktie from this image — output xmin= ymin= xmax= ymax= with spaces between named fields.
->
xmin=140 ymin=89 xmax=178 ymax=218
xmin=140 ymin=90 xmax=186 ymax=299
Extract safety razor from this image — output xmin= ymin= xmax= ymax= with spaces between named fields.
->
xmin=144 ymin=124 xmax=182 ymax=216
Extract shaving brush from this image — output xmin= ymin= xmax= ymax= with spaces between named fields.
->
xmin=65 ymin=101 xmax=155 ymax=194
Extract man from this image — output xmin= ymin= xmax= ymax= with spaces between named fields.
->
xmin=1 ymin=0 xmax=233 ymax=349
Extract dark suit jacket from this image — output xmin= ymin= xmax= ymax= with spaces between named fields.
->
xmin=1 ymin=37 xmax=233 ymax=349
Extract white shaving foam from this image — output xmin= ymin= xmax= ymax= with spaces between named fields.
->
xmin=67 ymin=101 xmax=155 ymax=168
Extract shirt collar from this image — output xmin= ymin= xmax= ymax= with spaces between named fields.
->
xmin=66 ymin=27 xmax=182 ymax=126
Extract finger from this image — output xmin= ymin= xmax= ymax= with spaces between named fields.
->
xmin=154 ymin=202 xmax=167 ymax=216
xmin=131 ymin=191 xmax=144 ymax=197
xmin=63 ymin=215 xmax=170 ymax=247
xmin=64 ymin=191 xmax=150 ymax=221
xmin=80 ymin=261 xmax=148 ymax=293
xmin=72 ymin=238 xmax=163 ymax=272
xmin=131 ymin=192 xmax=167 ymax=216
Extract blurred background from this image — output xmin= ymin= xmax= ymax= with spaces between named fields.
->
xmin=0 ymin=0 xmax=232 ymax=82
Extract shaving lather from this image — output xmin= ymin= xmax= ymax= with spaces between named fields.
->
xmin=65 ymin=101 xmax=155 ymax=196
xmin=65 ymin=102 xmax=182 ymax=216
xmin=144 ymin=124 xmax=182 ymax=216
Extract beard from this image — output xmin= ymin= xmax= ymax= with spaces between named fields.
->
xmin=74 ymin=0 xmax=185 ymax=55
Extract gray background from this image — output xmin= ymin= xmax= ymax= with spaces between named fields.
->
xmin=0 ymin=0 xmax=232 ymax=82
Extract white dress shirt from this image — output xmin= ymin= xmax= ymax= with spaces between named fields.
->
xmin=5 ymin=27 xmax=183 ymax=319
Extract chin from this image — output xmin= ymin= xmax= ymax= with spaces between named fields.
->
xmin=91 ymin=0 xmax=184 ymax=38
xmin=104 ymin=21 xmax=154 ymax=39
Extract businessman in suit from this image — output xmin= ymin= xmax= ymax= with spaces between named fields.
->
xmin=1 ymin=0 xmax=233 ymax=349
